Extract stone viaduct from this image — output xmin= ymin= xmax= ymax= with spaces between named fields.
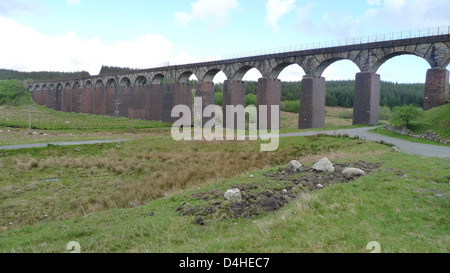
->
xmin=27 ymin=32 xmax=450 ymax=129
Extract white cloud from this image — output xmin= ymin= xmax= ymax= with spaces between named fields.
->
xmin=67 ymin=0 xmax=81 ymax=6
xmin=366 ymin=0 xmax=382 ymax=5
xmin=264 ymin=0 xmax=296 ymax=32
xmin=294 ymin=3 xmax=315 ymax=36
xmin=362 ymin=0 xmax=450 ymax=31
xmin=0 ymin=16 xmax=188 ymax=75
xmin=173 ymin=0 xmax=239 ymax=30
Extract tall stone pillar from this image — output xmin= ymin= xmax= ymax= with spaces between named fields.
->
xmin=130 ymin=86 xmax=146 ymax=119
xmin=118 ymin=85 xmax=130 ymax=118
xmin=162 ymin=83 xmax=193 ymax=124
xmin=195 ymin=82 xmax=216 ymax=126
xmin=148 ymin=85 xmax=163 ymax=121
xmin=61 ymin=88 xmax=72 ymax=112
xmin=257 ymin=78 xmax=281 ymax=130
xmin=298 ymin=75 xmax=326 ymax=129
xmin=80 ymin=88 xmax=92 ymax=114
xmin=92 ymin=86 xmax=104 ymax=115
xmin=424 ymin=68 xmax=449 ymax=110
xmin=222 ymin=80 xmax=245 ymax=129
xmin=55 ymin=87 xmax=62 ymax=111
xmin=353 ymin=72 xmax=380 ymax=125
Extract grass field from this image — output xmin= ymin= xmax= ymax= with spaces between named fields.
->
xmin=0 ymin=104 xmax=448 ymax=253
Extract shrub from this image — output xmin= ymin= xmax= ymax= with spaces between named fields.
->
xmin=391 ymin=104 xmax=423 ymax=128
xmin=281 ymin=100 xmax=300 ymax=113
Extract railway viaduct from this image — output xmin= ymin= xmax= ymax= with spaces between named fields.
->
xmin=27 ymin=30 xmax=450 ymax=129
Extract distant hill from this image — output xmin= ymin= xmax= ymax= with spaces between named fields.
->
xmin=0 ymin=69 xmax=90 ymax=82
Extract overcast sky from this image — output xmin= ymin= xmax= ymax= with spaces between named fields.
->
xmin=0 ymin=0 xmax=449 ymax=83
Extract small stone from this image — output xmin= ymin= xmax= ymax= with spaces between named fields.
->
xmin=316 ymin=184 xmax=324 ymax=189
xmin=149 ymin=212 xmax=155 ymax=216
xmin=32 ymin=131 xmax=39 ymax=135
xmin=282 ymin=189 xmax=288 ymax=194
xmin=343 ymin=168 xmax=366 ymax=177
xmin=75 ymin=148 xmax=81 ymax=152
xmin=312 ymin=158 xmax=335 ymax=172
xmin=250 ymin=174 xmax=254 ymax=178
xmin=391 ymin=146 xmax=401 ymax=152
xmin=224 ymin=189 xmax=242 ymax=202
xmin=286 ymin=160 xmax=303 ymax=172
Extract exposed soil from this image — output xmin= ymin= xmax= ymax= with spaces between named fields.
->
xmin=177 ymin=160 xmax=381 ymax=224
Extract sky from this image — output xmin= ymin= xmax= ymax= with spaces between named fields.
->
xmin=0 ymin=0 xmax=449 ymax=83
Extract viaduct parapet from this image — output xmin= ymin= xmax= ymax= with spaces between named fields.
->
xmin=27 ymin=31 xmax=450 ymax=129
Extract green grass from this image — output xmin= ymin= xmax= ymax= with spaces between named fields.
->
xmin=410 ymin=103 xmax=450 ymax=139
xmin=0 ymin=135 xmax=448 ymax=253
xmin=370 ymin=104 xmax=450 ymax=147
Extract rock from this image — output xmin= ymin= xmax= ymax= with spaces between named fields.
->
xmin=281 ymin=189 xmax=288 ymax=194
xmin=250 ymin=174 xmax=254 ymax=178
xmin=286 ymin=160 xmax=302 ymax=172
xmin=312 ymin=158 xmax=335 ymax=172
xmin=32 ymin=131 xmax=39 ymax=135
xmin=391 ymin=146 xmax=402 ymax=152
xmin=316 ymin=184 xmax=324 ymax=189
xmin=224 ymin=189 xmax=242 ymax=202
xmin=343 ymin=167 xmax=366 ymax=177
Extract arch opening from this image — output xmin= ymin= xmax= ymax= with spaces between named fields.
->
xmin=151 ymin=74 xmax=166 ymax=85
xmin=42 ymin=84 xmax=48 ymax=90
xmin=319 ymin=59 xmax=361 ymax=127
xmin=119 ymin=77 xmax=131 ymax=88
xmin=94 ymin=80 xmax=103 ymax=88
xmin=106 ymin=79 xmax=117 ymax=88
xmin=134 ymin=76 xmax=148 ymax=87
xmin=73 ymin=82 xmax=81 ymax=89
xmin=64 ymin=83 xmax=71 ymax=89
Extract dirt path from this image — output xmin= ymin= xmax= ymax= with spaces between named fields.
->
xmin=0 ymin=139 xmax=129 ymax=150
xmin=280 ymin=126 xmax=450 ymax=158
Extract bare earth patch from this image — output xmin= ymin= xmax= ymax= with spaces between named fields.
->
xmin=176 ymin=161 xmax=381 ymax=225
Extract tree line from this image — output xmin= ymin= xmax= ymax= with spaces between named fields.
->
xmin=212 ymin=80 xmax=426 ymax=109
xmin=0 ymin=69 xmax=90 ymax=82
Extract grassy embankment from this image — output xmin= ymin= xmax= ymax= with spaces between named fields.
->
xmin=0 ymin=134 xmax=448 ymax=253
xmin=370 ymin=103 xmax=450 ymax=146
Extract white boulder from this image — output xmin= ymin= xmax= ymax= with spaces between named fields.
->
xmin=312 ymin=158 xmax=335 ymax=172
xmin=286 ymin=160 xmax=302 ymax=172
xmin=343 ymin=168 xmax=366 ymax=177
xmin=224 ymin=189 xmax=242 ymax=202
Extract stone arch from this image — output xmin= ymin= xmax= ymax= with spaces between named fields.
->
xmin=178 ymin=71 xmax=198 ymax=83
xmin=42 ymin=84 xmax=48 ymax=90
xmin=34 ymin=85 xmax=41 ymax=91
xmin=106 ymin=78 xmax=117 ymax=87
xmin=369 ymin=51 xmax=427 ymax=74
xmin=134 ymin=76 xmax=148 ymax=86
xmin=314 ymin=57 xmax=361 ymax=77
xmin=49 ymin=84 xmax=55 ymax=90
xmin=56 ymin=83 xmax=64 ymax=90
xmin=231 ymin=65 xmax=262 ymax=81
xmin=73 ymin=81 xmax=81 ymax=89
xmin=28 ymin=85 xmax=34 ymax=92
xmin=94 ymin=79 xmax=103 ymax=88
xmin=201 ymin=68 xmax=225 ymax=82
xmin=64 ymin=82 xmax=71 ymax=89
xmin=119 ymin=77 xmax=131 ymax=87
xmin=151 ymin=74 xmax=166 ymax=85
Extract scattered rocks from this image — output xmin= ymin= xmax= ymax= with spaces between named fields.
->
xmin=129 ymin=200 xmax=141 ymax=207
xmin=391 ymin=146 xmax=402 ymax=152
xmin=285 ymin=160 xmax=303 ymax=173
xmin=312 ymin=158 xmax=335 ymax=172
xmin=224 ymin=189 xmax=242 ymax=202
xmin=386 ymin=125 xmax=450 ymax=144
xmin=342 ymin=168 xmax=366 ymax=178
xmin=177 ymin=160 xmax=382 ymax=225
